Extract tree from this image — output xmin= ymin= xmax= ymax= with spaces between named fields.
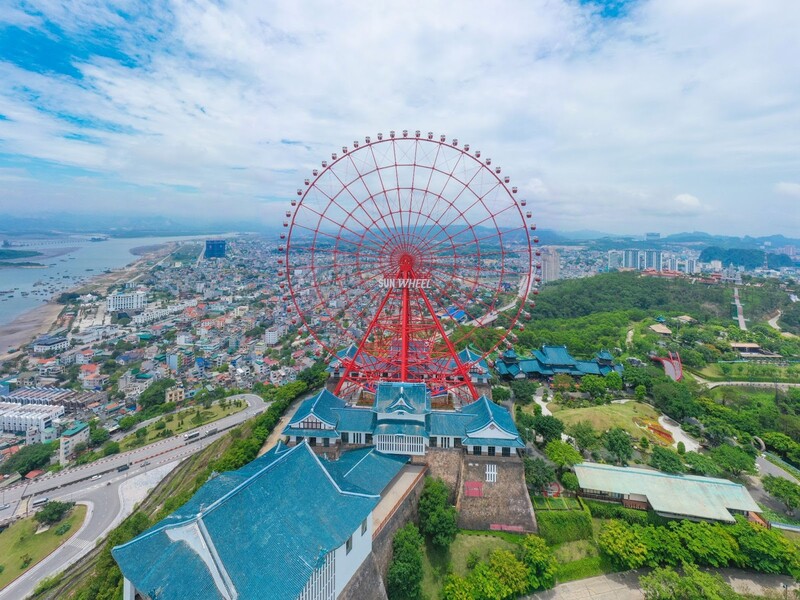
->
xmin=89 ymin=426 xmax=110 ymax=447
xmin=581 ymin=375 xmax=607 ymax=399
xmin=135 ymin=427 xmax=147 ymax=440
xmin=118 ymin=415 xmax=138 ymax=431
xmin=441 ymin=575 xmax=474 ymax=600
xmin=545 ymin=440 xmax=582 ymax=473
xmin=640 ymin=564 xmax=740 ymax=600
xmin=676 ymin=441 xmax=685 ymax=455
xmin=520 ymin=535 xmax=556 ymax=591
xmin=34 ymin=501 xmax=74 ymax=525
xmin=137 ymin=378 xmax=176 ymax=410
xmin=711 ymin=444 xmax=756 ymax=477
xmin=386 ymin=524 xmax=424 ymax=600
xmin=509 ymin=379 xmax=537 ymax=404
xmin=418 ymin=477 xmax=458 ymax=549
xmin=763 ymin=474 xmax=800 ymax=514
xmin=568 ymin=420 xmax=597 ymax=451
xmin=604 ymin=428 xmax=633 ymax=465
xmin=597 ymin=520 xmax=648 ymax=570
xmin=635 ymin=384 xmax=647 ymax=401
xmin=605 ymin=371 xmax=623 ymax=392
xmin=561 ymin=471 xmax=579 ymax=492
xmin=491 ymin=386 xmax=511 ymax=404
xmin=649 ymin=446 xmax=686 ymax=474
xmin=552 ymin=373 xmax=574 ymax=392
xmin=103 ymin=441 xmax=121 ymax=456
xmin=0 ymin=442 xmax=55 ymax=476
xmin=683 ymin=451 xmax=723 ymax=477
xmin=523 ymin=457 xmax=556 ymax=492
xmin=532 ymin=414 xmax=564 ymax=445
xmin=469 ymin=549 xmax=529 ymax=600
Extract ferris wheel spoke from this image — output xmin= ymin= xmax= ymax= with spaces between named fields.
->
xmin=285 ymin=134 xmax=532 ymax=400
xmin=326 ymin=161 xmax=398 ymax=248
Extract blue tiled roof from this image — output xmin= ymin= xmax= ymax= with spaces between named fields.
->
xmin=335 ymin=407 xmax=375 ymax=432
xmin=374 ymin=422 xmax=428 ymax=437
xmin=322 ymin=448 xmax=408 ymax=495
xmin=462 ymin=396 xmax=519 ymax=438
xmin=536 ymin=345 xmax=577 ymax=367
xmin=373 ymin=382 xmax=430 ymax=415
xmin=112 ymin=443 xmax=378 ymax=600
xmin=428 ymin=411 xmax=472 ymax=437
xmin=461 ymin=436 xmax=525 ymax=448
xmin=281 ymin=427 xmax=340 ymax=439
xmin=497 ymin=345 xmax=622 ymax=380
xmin=288 ymin=388 xmax=346 ymax=427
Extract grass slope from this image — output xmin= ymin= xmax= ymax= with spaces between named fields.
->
xmin=0 ymin=505 xmax=87 ymax=590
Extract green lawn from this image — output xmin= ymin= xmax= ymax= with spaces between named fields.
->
xmin=421 ymin=532 xmax=521 ymax=599
xmin=0 ymin=504 xmax=87 ymax=590
xmin=548 ymin=401 xmax=661 ymax=441
xmin=552 ymin=539 xmax=616 ymax=582
xmin=698 ymin=363 xmax=800 ymax=382
xmin=532 ymin=496 xmax=582 ymax=510
xmin=120 ymin=402 xmax=245 ymax=450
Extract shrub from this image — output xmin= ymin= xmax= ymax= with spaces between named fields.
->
xmin=536 ymin=507 xmax=593 ymax=544
xmin=55 ymin=522 xmax=72 ymax=536
xmin=34 ymin=501 xmax=74 ymax=525
xmin=583 ymin=500 xmax=665 ymax=526
xmin=387 ymin=524 xmax=424 ymax=600
xmin=418 ymin=477 xmax=458 ymax=549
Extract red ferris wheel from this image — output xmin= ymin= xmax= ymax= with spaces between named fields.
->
xmin=281 ymin=130 xmax=538 ymax=402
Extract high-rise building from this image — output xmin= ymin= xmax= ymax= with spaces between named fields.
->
xmin=205 ymin=239 xmax=227 ymax=259
xmin=607 ymin=251 xmax=623 ymax=271
xmin=623 ymin=249 xmax=640 ymax=269
xmin=644 ymin=250 xmax=663 ymax=271
xmin=541 ymin=248 xmax=560 ymax=283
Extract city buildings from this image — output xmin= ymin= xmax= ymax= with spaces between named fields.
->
xmin=205 ymin=239 xmax=227 ymax=258
xmin=106 ymin=291 xmax=147 ymax=312
xmin=0 ymin=402 xmax=63 ymax=435
xmin=59 ymin=421 xmax=90 ymax=465
xmin=33 ymin=335 xmax=69 ymax=354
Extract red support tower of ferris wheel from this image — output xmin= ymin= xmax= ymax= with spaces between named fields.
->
xmin=282 ymin=130 xmax=538 ymax=403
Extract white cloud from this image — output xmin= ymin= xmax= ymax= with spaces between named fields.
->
xmin=0 ymin=0 xmax=798 ymax=236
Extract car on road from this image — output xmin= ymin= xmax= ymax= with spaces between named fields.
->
xmin=0 ymin=503 xmax=10 ymax=511
xmin=140 ymin=461 xmax=151 ymax=467
xmin=91 ymin=474 xmax=102 ymax=480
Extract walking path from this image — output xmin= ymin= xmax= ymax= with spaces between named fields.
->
xmin=733 ymin=287 xmax=747 ymax=330
xmin=768 ymin=310 xmax=798 ymax=338
xmin=525 ymin=569 xmax=798 ymax=600
xmin=657 ymin=415 xmax=700 ymax=452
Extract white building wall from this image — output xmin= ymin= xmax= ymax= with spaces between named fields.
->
xmin=333 ymin=516 xmax=373 ymax=597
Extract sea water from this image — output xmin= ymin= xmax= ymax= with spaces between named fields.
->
xmin=0 ymin=236 xmax=203 ymax=327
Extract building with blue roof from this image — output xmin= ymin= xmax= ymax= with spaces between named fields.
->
xmin=113 ymin=441 xmax=408 ymax=600
xmin=495 ymin=345 xmax=623 ymax=381
xmin=283 ymin=382 xmax=524 ymax=458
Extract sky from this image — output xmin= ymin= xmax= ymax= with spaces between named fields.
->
xmin=0 ymin=0 xmax=799 ymax=237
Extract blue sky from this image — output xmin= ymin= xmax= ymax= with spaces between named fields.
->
xmin=0 ymin=0 xmax=799 ymax=236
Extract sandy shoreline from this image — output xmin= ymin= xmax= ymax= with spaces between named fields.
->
xmin=0 ymin=243 xmax=177 ymax=362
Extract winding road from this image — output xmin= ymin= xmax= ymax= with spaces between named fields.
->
xmin=0 ymin=393 xmax=268 ymax=600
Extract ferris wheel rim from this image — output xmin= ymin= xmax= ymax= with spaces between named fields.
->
xmin=283 ymin=133 xmax=535 ymax=370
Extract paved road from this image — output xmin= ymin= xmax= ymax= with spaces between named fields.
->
xmin=757 ymin=455 xmax=799 ymax=484
xmin=688 ymin=372 xmax=800 ymax=390
xmin=733 ymin=287 xmax=747 ymax=330
xmin=0 ymin=393 xmax=267 ymax=599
